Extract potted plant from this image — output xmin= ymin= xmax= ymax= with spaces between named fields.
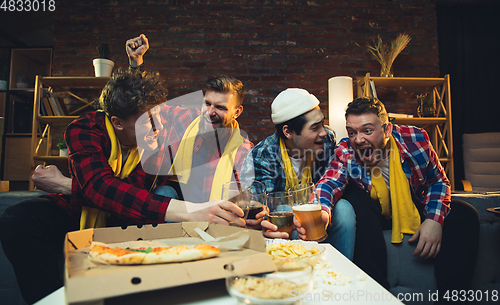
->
xmin=93 ymin=43 xmax=114 ymax=77
xmin=416 ymin=93 xmax=436 ymax=117
xmin=367 ymin=33 xmax=411 ymax=77
xmin=57 ymin=138 xmax=68 ymax=156
xmin=0 ymin=54 xmax=9 ymax=89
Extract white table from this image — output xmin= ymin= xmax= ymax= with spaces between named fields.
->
xmin=36 ymin=244 xmax=404 ymax=305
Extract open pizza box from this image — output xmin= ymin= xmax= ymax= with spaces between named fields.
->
xmin=64 ymin=222 xmax=276 ymax=304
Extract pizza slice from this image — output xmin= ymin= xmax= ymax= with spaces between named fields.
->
xmin=88 ymin=241 xmax=220 ymax=265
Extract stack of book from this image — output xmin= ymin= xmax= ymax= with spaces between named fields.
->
xmin=40 ymin=91 xmax=69 ymax=116
xmin=388 ymin=112 xmax=414 ymax=118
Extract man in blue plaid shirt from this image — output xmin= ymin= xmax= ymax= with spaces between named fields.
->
xmin=240 ymin=88 xmax=357 ymax=260
xmin=316 ymin=97 xmax=479 ymax=301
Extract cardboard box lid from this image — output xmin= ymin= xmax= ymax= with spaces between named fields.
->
xmin=64 ymin=222 xmax=275 ymax=304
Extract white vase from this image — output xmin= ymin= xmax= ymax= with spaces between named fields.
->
xmin=59 ymin=148 xmax=68 ymax=156
xmin=16 ymin=75 xmax=30 ymax=88
xmin=93 ymin=58 xmax=114 ymax=77
xmin=0 ymin=80 xmax=7 ymax=90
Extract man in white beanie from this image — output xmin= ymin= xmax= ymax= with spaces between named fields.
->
xmin=240 ymin=88 xmax=356 ymax=260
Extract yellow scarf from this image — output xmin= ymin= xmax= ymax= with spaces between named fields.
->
xmin=279 ymin=138 xmax=313 ymax=191
xmin=168 ymin=116 xmax=244 ymax=201
xmin=79 ymin=116 xmax=141 ymax=230
xmin=370 ymin=135 xmax=421 ymax=243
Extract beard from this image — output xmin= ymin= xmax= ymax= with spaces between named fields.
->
xmin=198 ymin=119 xmax=233 ymax=151
xmin=199 ymin=113 xmax=233 ymax=137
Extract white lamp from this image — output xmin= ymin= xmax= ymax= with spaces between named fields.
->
xmin=328 ymin=76 xmax=353 ymax=141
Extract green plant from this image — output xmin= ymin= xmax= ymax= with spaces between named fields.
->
xmin=57 ymin=138 xmax=67 ymax=150
xmin=97 ymin=43 xmax=110 ymax=60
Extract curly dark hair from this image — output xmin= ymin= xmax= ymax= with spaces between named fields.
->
xmin=99 ymin=69 xmax=168 ymax=119
xmin=205 ymin=74 xmax=245 ymax=107
xmin=345 ymin=97 xmax=389 ymax=125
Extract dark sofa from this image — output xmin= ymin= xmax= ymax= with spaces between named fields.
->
xmin=386 ymin=193 xmax=500 ymax=304
xmin=0 ymin=191 xmax=46 ymax=305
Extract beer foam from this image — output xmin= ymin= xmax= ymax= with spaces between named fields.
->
xmin=293 ymin=204 xmax=321 ymax=211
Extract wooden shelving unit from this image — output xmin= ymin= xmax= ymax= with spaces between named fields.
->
xmin=30 ymin=76 xmax=110 ymax=190
xmin=356 ymin=73 xmax=455 ymax=190
xmin=2 ymin=48 xmax=52 ymax=182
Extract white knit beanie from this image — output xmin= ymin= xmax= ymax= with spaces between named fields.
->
xmin=271 ymin=88 xmax=320 ymax=124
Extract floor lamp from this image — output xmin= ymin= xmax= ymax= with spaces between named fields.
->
xmin=328 ymin=76 xmax=353 ymax=141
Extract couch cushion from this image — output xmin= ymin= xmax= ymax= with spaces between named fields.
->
xmin=0 ymin=190 xmax=47 ymax=213
xmin=386 ymin=233 xmax=435 ymax=305
xmin=452 ymin=193 xmax=500 ymax=292
xmin=384 ymin=194 xmax=500 ymax=304
xmin=0 ymin=190 xmax=46 ymax=305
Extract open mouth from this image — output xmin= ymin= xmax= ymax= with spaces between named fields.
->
xmin=357 ymin=147 xmax=374 ymax=160
xmin=314 ymin=140 xmax=324 ymax=146
xmin=205 ymin=117 xmax=220 ymax=128
xmin=146 ymin=132 xmax=158 ymax=143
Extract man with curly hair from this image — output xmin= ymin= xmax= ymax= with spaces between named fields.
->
xmin=0 ymin=69 xmax=246 ymax=304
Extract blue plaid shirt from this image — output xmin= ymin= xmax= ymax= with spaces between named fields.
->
xmin=317 ymin=124 xmax=451 ymax=225
xmin=241 ymin=126 xmax=336 ymax=215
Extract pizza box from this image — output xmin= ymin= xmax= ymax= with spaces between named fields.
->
xmin=64 ymin=222 xmax=276 ymax=304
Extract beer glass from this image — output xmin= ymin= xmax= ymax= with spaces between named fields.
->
xmin=289 ymin=182 xmax=327 ymax=241
xmin=246 ymin=181 xmax=267 ymax=219
xmin=221 ymin=181 xmax=266 ymax=220
xmin=266 ymin=191 xmax=294 ymax=239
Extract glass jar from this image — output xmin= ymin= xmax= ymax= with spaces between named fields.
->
xmin=417 ymin=96 xmax=436 ymax=117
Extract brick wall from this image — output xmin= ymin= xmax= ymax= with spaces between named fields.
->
xmin=54 ymin=0 xmax=439 ymax=143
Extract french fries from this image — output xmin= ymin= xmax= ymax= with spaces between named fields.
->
xmin=266 ymin=242 xmax=320 ymax=259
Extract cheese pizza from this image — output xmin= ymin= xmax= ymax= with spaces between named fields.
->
xmin=89 ymin=241 xmax=220 ymax=265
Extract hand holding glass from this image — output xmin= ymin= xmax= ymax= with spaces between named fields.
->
xmin=266 ymin=191 xmax=294 ymax=239
xmin=289 ymin=182 xmax=327 ymax=241
xmin=221 ymin=181 xmax=266 ymax=222
xmin=247 ymin=181 xmax=267 ymax=219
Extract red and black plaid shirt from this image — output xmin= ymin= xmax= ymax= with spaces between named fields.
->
xmin=49 ymin=105 xmax=252 ymax=220
xmin=47 ymin=111 xmax=171 ymax=224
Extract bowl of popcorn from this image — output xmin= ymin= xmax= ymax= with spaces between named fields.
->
xmin=225 ymin=257 xmax=313 ymax=305
xmin=265 ymin=239 xmax=326 ymax=266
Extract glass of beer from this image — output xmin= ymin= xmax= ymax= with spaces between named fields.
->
xmin=266 ymin=191 xmax=294 ymax=239
xmin=289 ymin=182 xmax=327 ymax=241
xmin=246 ymin=181 xmax=267 ymax=220
xmin=221 ymin=181 xmax=266 ymax=220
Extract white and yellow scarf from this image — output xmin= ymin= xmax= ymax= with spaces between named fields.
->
xmin=280 ymin=138 xmax=313 ymax=191
xmin=370 ymin=135 xmax=421 ymax=243
xmin=79 ymin=116 xmax=141 ymax=230
xmin=168 ymin=115 xmax=244 ymax=201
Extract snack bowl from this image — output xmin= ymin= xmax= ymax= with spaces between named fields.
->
xmin=225 ymin=258 xmax=313 ymax=305
xmin=266 ymin=238 xmax=326 ymax=266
